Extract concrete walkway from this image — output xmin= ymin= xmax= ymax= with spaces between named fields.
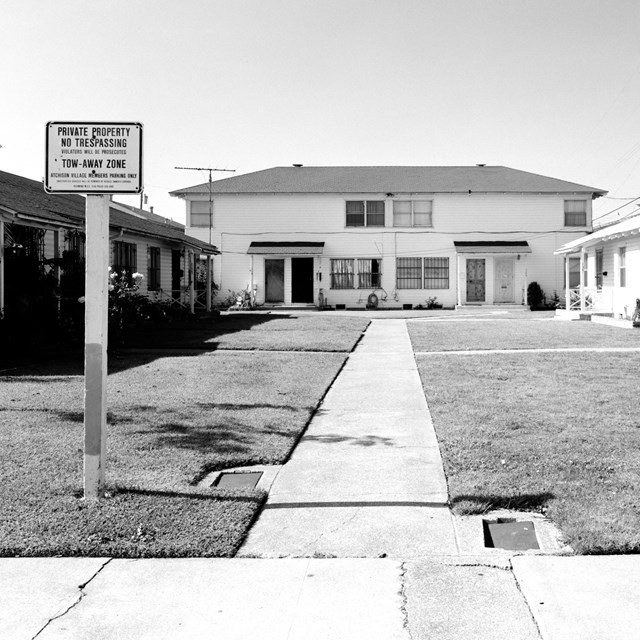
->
xmin=2 ymin=319 xmax=639 ymax=639
xmin=238 ymin=319 xmax=457 ymax=559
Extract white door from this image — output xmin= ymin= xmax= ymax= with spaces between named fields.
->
xmin=494 ymin=258 xmax=514 ymax=303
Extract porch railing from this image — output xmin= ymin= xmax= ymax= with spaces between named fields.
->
xmin=568 ymin=287 xmax=610 ymax=312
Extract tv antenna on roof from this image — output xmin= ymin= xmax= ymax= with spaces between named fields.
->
xmin=174 ymin=166 xmax=235 ymax=245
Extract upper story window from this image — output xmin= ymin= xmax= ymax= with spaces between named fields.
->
xmin=393 ymin=200 xmax=433 ymax=227
xmin=190 ymin=200 xmax=212 ymax=227
xmin=564 ymin=200 xmax=587 ymax=227
xmin=346 ymin=201 xmax=385 ymax=227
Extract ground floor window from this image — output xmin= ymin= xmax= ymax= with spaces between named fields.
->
xmin=357 ymin=258 xmax=382 ymax=288
xmin=396 ymin=257 xmax=422 ymax=289
xmin=595 ymin=249 xmax=603 ymax=291
xmin=330 ymin=259 xmax=355 ymax=289
xmin=147 ymin=246 xmax=161 ymax=291
xmin=424 ymin=257 xmax=449 ymax=289
xmin=396 ymin=257 xmax=449 ymax=289
xmin=565 ymin=256 xmax=580 ymax=289
xmin=619 ymin=247 xmax=626 ymax=287
xmin=113 ymin=241 xmax=137 ymax=280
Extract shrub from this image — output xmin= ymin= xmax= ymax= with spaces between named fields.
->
xmin=527 ymin=282 xmax=545 ymax=310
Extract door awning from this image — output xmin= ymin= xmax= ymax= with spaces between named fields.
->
xmin=454 ymin=241 xmax=531 ymax=254
xmin=247 ymin=241 xmax=325 ymax=255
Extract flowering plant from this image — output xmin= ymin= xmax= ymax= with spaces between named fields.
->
xmin=108 ymin=269 xmax=151 ymax=346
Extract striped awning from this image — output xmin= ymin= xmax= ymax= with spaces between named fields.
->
xmin=454 ymin=241 xmax=531 ymax=254
xmin=247 ymin=241 xmax=325 ymax=255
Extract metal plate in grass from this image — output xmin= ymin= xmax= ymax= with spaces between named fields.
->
xmin=213 ymin=471 xmax=263 ymax=490
xmin=483 ymin=518 xmax=540 ymax=550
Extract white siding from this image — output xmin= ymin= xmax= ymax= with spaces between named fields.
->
xmin=183 ymin=192 xmax=593 ymax=308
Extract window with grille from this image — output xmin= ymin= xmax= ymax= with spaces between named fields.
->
xmin=113 ymin=241 xmax=137 ymax=277
xmin=424 ymin=257 xmax=449 ymax=289
xmin=393 ymin=200 xmax=433 ymax=227
xmin=346 ymin=201 xmax=385 ymax=227
xmin=396 ymin=257 xmax=422 ymax=289
xmin=564 ymin=200 xmax=587 ymax=227
xmin=190 ymin=200 xmax=212 ymax=227
xmin=147 ymin=246 xmax=161 ymax=291
xmin=619 ymin=247 xmax=626 ymax=287
xmin=330 ymin=259 xmax=355 ymax=289
xmin=357 ymin=259 xmax=382 ymax=289
xmin=65 ymin=230 xmax=86 ymax=260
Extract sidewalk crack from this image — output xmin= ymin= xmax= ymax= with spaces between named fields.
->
xmin=399 ymin=561 xmax=414 ymax=640
xmin=32 ymin=558 xmax=113 ymax=639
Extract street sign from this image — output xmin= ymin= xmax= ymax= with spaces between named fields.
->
xmin=45 ymin=121 xmax=143 ymax=193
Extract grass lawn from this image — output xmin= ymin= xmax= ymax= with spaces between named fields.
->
xmin=127 ymin=313 xmax=370 ymax=351
xmin=413 ymin=328 xmax=640 ymax=554
xmin=1 ymin=314 xmax=365 ymax=558
xmin=408 ymin=317 xmax=640 ymax=351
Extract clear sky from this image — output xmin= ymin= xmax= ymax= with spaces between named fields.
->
xmin=2 ymin=0 xmax=639 ymax=225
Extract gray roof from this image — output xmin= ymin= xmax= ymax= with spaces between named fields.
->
xmin=171 ymin=166 xmax=607 ymax=197
xmin=0 ymin=170 xmax=218 ymax=254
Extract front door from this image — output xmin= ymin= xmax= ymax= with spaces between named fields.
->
xmin=265 ymin=259 xmax=285 ymax=303
xmin=494 ymin=257 xmax=515 ymax=303
xmin=466 ymin=259 xmax=485 ymax=302
xmin=291 ymin=257 xmax=314 ymax=303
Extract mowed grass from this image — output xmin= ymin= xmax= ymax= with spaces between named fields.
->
xmin=411 ymin=320 xmax=640 ymax=554
xmin=1 ymin=314 xmax=365 ymax=558
xmin=408 ymin=317 xmax=640 ymax=351
xmin=128 ymin=313 xmax=369 ymax=351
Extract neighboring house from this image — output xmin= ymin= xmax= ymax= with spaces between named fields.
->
xmin=555 ymin=212 xmax=640 ymax=320
xmin=171 ymin=165 xmax=606 ymax=309
xmin=0 ymin=170 xmax=218 ymax=327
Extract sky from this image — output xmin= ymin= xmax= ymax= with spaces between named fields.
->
xmin=2 ymin=0 xmax=640 ymax=226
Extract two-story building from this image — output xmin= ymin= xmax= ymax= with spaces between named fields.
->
xmin=171 ymin=165 xmax=606 ymax=309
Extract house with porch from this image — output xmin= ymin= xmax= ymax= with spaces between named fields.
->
xmin=0 ymin=170 xmax=218 ymax=337
xmin=555 ymin=212 xmax=640 ymax=321
xmin=171 ymin=165 xmax=606 ymax=309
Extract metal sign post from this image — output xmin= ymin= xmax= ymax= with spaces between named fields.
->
xmin=45 ymin=121 xmax=143 ymax=500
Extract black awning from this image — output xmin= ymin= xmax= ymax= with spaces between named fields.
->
xmin=454 ymin=241 xmax=531 ymax=254
xmin=247 ymin=241 xmax=325 ymax=255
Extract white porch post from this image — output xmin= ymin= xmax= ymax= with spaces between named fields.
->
xmin=580 ymin=248 xmax=585 ymax=312
xmin=205 ymin=254 xmax=212 ymax=312
xmin=564 ymin=255 xmax=571 ymax=310
xmin=0 ymin=219 xmax=5 ymax=313
xmin=249 ymin=254 xmax=254 ymax=299
xmin=523 ymin=255 xmax=528 ymax=307
xmin=456 ymin=254 xmax=462 ymax=307
xmin=189 ymin=250 xmax=195 ymax=314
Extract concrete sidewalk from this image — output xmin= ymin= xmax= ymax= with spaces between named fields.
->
xmin=2 ymin=319 xmax=639 ymax=639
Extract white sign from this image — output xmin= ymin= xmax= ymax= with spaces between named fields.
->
xmin=45 ymin=121 xmax=143 ymax=193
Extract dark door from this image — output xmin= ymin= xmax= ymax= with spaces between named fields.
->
xmin=265 ymin=259 xmax=285 ymax=303
xmin=291 ymin=257 xmax=314 ymax=303
xmin=466 ymin=259 xmax=485 ymax=302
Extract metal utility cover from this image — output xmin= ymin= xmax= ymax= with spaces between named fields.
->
xmin=214 ymin=472 xmax=263 ymax=490
xmin=484 ymin=520 xmax=540 ymax=551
